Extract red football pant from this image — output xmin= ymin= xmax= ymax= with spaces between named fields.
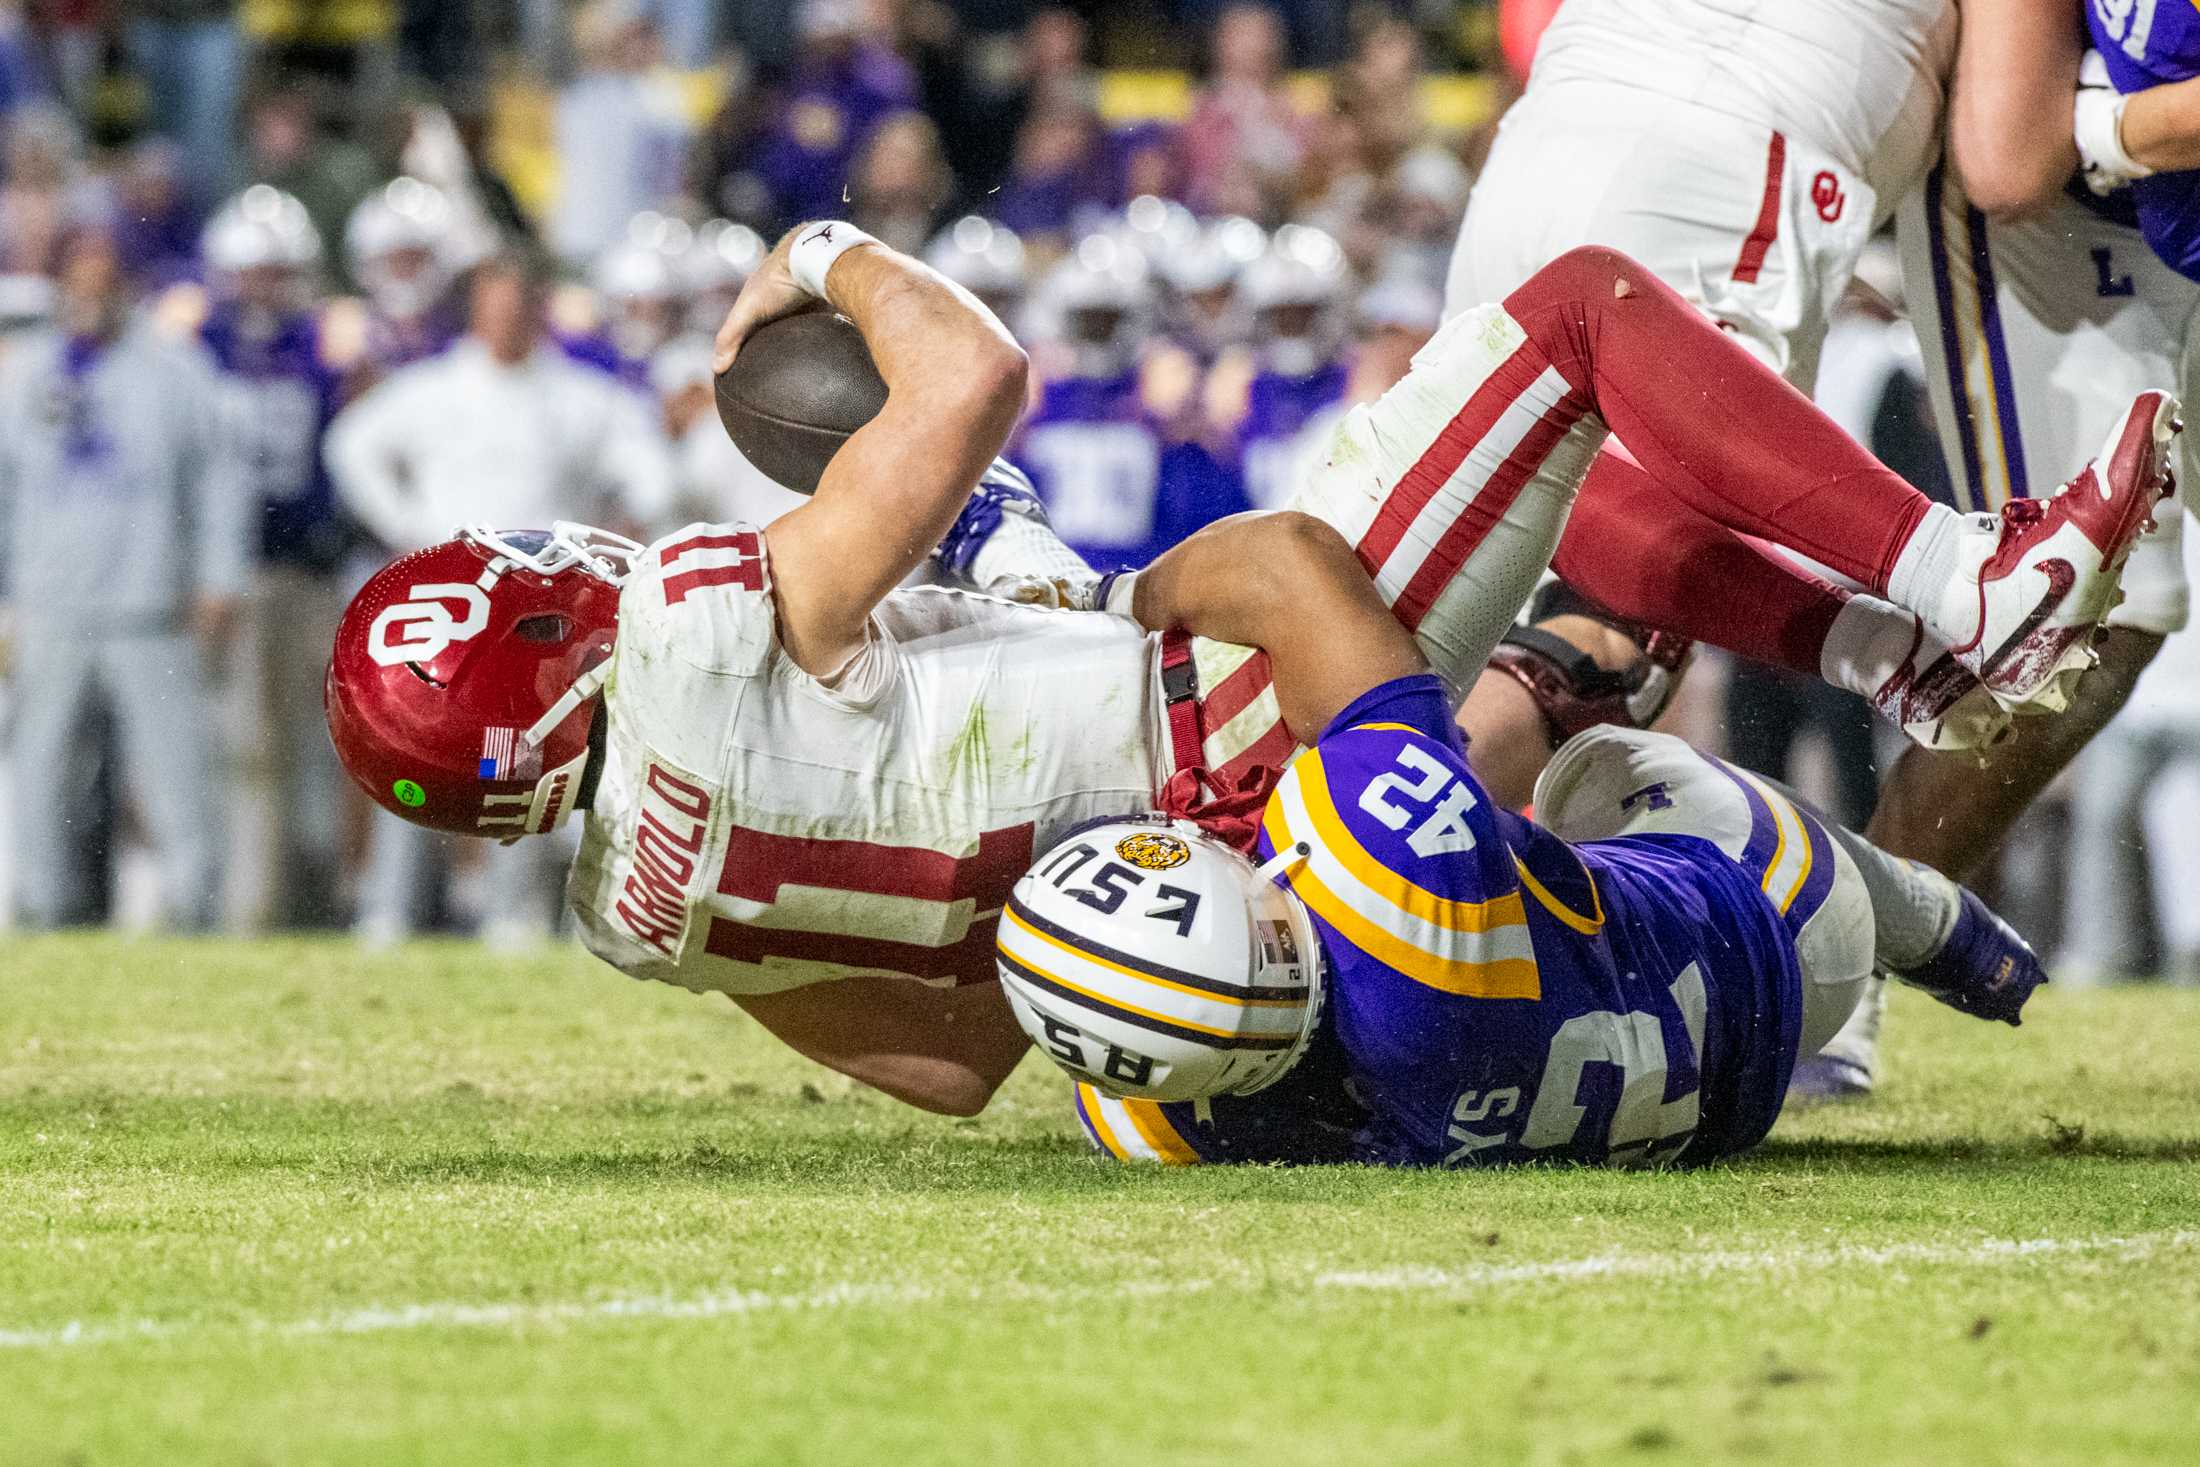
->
xmin=1502 ymin=247 xmax=1929 ymax=593
xmin=1554 ymin=445 xmax=1850 ymax=677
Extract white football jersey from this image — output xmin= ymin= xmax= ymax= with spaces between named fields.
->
xmin=567 ymin=524 xmax=1164 ymax=996
xmin=1528 ymin=0 xmax=1956 ymax=216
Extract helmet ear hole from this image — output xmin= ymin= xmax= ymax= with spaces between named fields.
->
xmin=514 ymin=613 xmax=571 ymax=644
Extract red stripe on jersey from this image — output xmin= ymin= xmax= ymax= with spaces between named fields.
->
xmin=1391 ymin=395 xmax=1592 ymax=630
xmin=719 ymin=822 xmax=1035 ymax=908
xmin=1732 ymin=131 xmax=1786 ymax=285
xmin=1195 ymin=649 xmax=1276 ymax=735
xmin=1354 ymin=339 xmax=1557 ymax=574
xmin=706 ymin=822 xmax=1037 ymax=987
xmin=1209 ymin=717 xmax=1298 ymax=790
xmin=704 ymin=914 xmax=1002 ymax=987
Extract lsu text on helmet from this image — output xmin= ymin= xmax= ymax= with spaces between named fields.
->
xmin=997 ymin=817 xmax=1325 ymax=1103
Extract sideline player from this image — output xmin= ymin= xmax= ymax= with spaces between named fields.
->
xmin=324 ymin=225 xmax=2169 ymax=1115
xmin=994 ymin=513 xmax=2048 ymax=1168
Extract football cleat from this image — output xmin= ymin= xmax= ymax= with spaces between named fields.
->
xmin=1934 ymin=391 xmax=2176 ymax=715
xmin=1865 ymin=613 xmax=2010 ymax=752
xmin=1787 ymin=976 xmax=1885 ymax=1104
xmin=1891 ymin=885 xmax=2050 ymax=1026
xmin=1786 ymin=1050 xmax=1876 ymax=1103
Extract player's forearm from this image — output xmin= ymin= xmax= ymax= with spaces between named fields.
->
xmin=1133 ymin=511 xmax=1428 ymax=739
xmin=1948 ymin=0 xmax=2085 ymax=217
xmin=820 ymin=243 xmax=1027 ymax=452
xmin=763 ymin=235 xmax=1031 ymax=676
xmin=2115 ymin=76 xmax=2200 ymax=172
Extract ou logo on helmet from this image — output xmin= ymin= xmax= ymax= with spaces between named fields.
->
xmin=367 ymin=582 xmax=491 ymax=667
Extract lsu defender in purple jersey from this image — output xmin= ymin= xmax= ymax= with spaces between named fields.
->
xmin=995 ymin=504 xmax=2052 ymax=1167
xmin=1009 ymin=673 xmax=2047 ymax=1168
xmin=1006 ymin=675 xmax=1860 ymax=1168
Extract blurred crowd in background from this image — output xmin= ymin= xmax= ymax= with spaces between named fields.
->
xmin=0 ymin=0 xmax=2193 ymax=987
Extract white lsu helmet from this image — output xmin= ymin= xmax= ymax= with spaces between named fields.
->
xmin=344 ymin=176 xmax=459 ymax=318
xmin=1240 ymin=223 xmax=1350 ymax=376
xmin=202 ymin=184 xmax=323 ymax=279
xmin=997 ymin=818 xmax=1324 ymax=1103
xmin=924 ymin=215 xmax=1027 ymax=313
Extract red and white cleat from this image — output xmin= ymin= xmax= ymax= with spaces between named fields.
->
xmin=1935 ymin=391 xmax=2178 ymax=715
xmin=1866 ymin=615 xmax=2010 ymax=752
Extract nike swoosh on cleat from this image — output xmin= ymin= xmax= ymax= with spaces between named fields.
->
xmin=1978 ymin=558 xmax=2075 ymax=690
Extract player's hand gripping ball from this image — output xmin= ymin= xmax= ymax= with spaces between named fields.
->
xmin=712 ymin=312 xmax=890 ymax=494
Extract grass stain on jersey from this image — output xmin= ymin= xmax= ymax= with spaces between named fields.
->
xmin=942 ymin=700 xmax=992 ymax=780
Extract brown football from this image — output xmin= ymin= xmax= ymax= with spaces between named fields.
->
xmin=712 ymin=311 xmax=889 ymax=494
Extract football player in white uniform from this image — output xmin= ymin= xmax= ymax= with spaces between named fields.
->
xmin=1446 ymin=2 xmax=1978 ymax=831
xmin=1880 ymin=0 xmax=2199 ymax=890
xmin=1444 ymin=0 xmax=2194 ymax=1096
xmin=326 ymin=222 xmax=2171 ymax=1116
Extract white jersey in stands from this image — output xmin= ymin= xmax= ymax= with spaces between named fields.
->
xmin=567 ymin=524 xmax=1165 ymax=997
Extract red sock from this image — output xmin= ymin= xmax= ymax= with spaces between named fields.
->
xmin=1555 ymin=446 xmax=1848 ymax=676
xmin=1503 ymin=247 xmax=1927 ymax=592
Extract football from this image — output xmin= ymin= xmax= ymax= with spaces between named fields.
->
xmin=712 ymin=310 xmax=890 ymax=494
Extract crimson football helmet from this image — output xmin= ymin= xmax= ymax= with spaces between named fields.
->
xmin=326 ymin=524 xmax=640 ymax=838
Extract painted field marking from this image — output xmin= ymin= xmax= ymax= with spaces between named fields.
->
xmin=2 ymin=1229 xmax=2192 ymax=1352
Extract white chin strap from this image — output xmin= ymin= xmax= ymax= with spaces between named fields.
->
xmin=1255 ymin=840 xmax=1311 ymax=885
xmin=523 ymin=657 xmax=613 ymax=751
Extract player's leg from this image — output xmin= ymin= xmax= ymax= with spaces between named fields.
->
xmin=1531 ymin=726 xmax=1874 ymax=1054
xmin=1458 ymin=448 xmax=2009 ymax=788
xmin=1879 ymin=177 xmax=2198 ymax=878
xmin=1282 ymin=235 xmax=1901 ymax=699
xmin=1175 ymin=293 xmax=1618 ymax=790
xmin=9 ymin=623 xmax=101 ymax=927
xmin=106 ymin=629 xmax=223 ymax=932
xmin=1501 ymin=247 xmax=2173 ymax=717
xmin=1535 ymin=726 xmax=2048 ymax=1042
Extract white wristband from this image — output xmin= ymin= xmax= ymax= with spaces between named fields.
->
xmin=1100 ymin=570 xmax=1141 ymax=619
xmin=2075 ymin=90 xmax=2152 ymax=191
xmin=788 ymin=221 xmax=878 ymax=300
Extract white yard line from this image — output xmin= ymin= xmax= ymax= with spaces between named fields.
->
xmin=2 ymin=1229 xmax=2191 ymax=1352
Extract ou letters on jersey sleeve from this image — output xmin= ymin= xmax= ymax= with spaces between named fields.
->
xmin=1250 ymin=676 xmax=1794 ymax=1170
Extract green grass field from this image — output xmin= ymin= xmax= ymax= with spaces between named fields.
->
xmin=3 ymin=936 xmax=2197 ymax=1466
